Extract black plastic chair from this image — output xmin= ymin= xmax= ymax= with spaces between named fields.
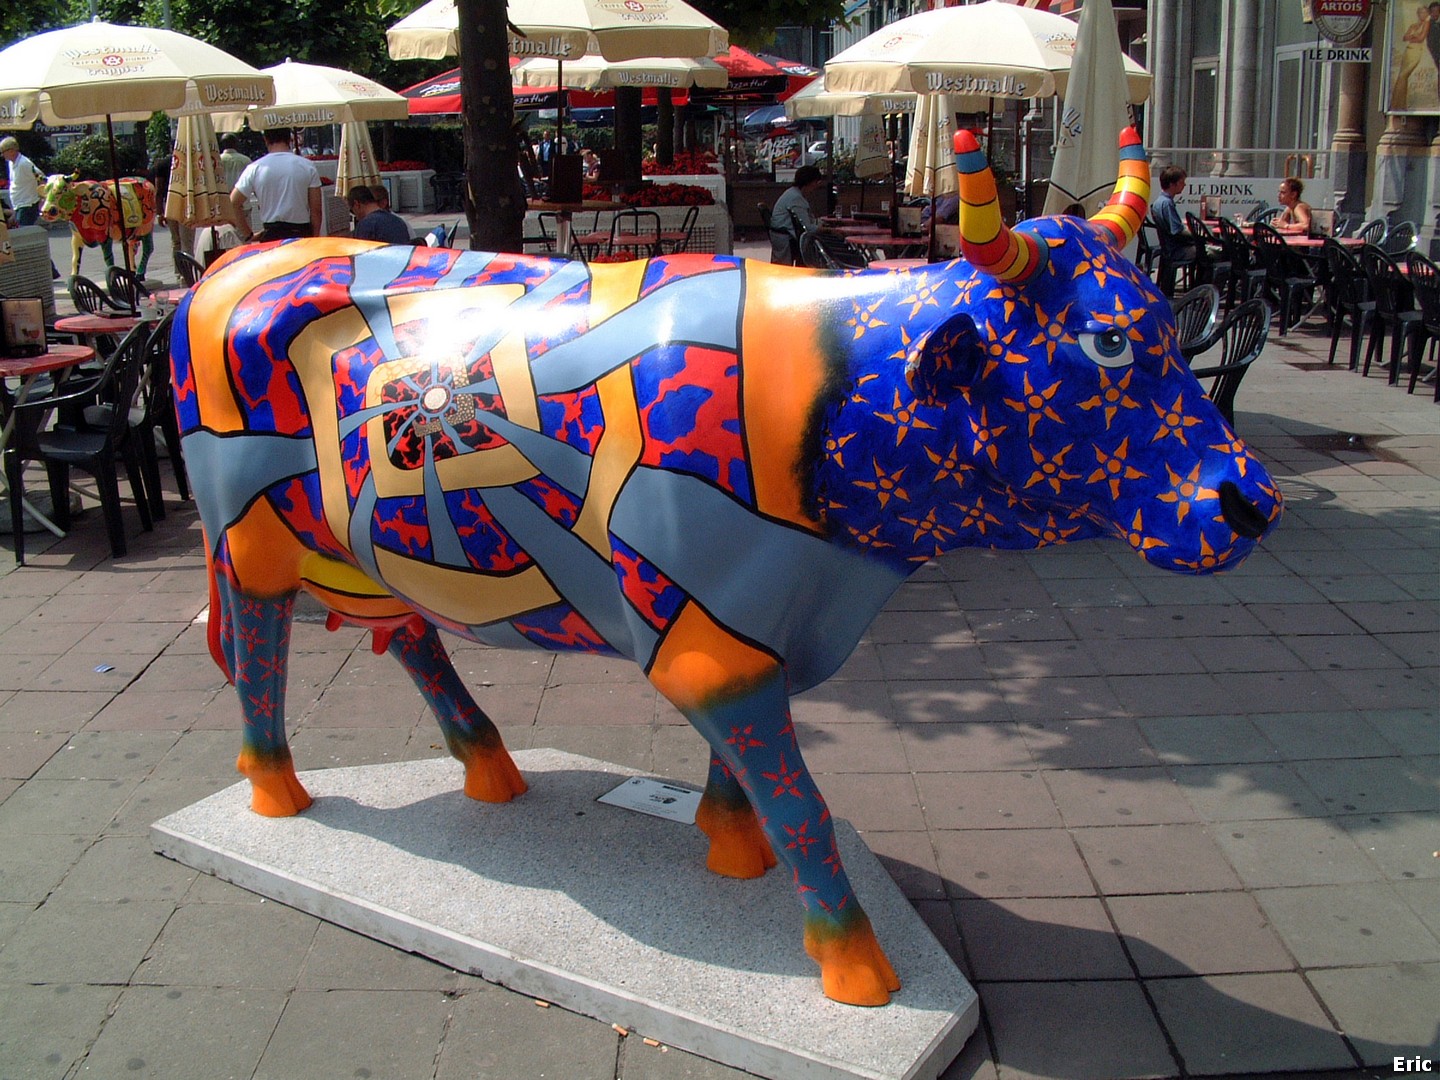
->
xmin=1381 ymin=220 xmax=1418 ymax=256
xmin=1214 ymin=219 xmax=1267 ymax=306
xmin=1185 ymin=213 xmax=1233 ymax=301
xmin=1243 ymin=202 xmax=1274 ymax=223
xmin=1403 ymin=251 xmax=1440 ymax=398
xmin=1322 ymin=239 xmax=1375 ymax=370
xmin=1134 ymin=221 xmax=1159 ymax=277
xmin=1189 ymin=298 xmax=1271 ymax=425
xmin=1331 ymin=214 xmax=1358 ymax=239
xmin=1172 ymin=284 xmax=1223 ymax=359
xmin=800 ymin=229 xmax=870 ymax=270
xmin=105 ymin=266 xmax=150 ymax=312
xmin=4 ymin=322 xmax=153 ymax=564
xmin=1250 ymin=221 xmax=1318 ymax=335
xmin=659 ymin=205 xmax=700 ymax=254
xmin=174 ymin=251 xmax=205 ymax=288
xmin=523 ymin=212 xmax=556 ymax=254
xmin=1355 ymin=219 xmax=1388 ymax=246
xmin=1151 ymin=213 xmax=1197 ymax=297
xmin=1358 ymin=244 xmax=1421 ymax=384
xmin=69 ymin=274 xmax=132 ymax=316
xmin=1251 ymin=206 xmax=1284 ymax=225
xmin=606 ymin=209 xmax=662 ymax=259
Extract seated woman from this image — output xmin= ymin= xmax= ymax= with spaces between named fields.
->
xmin=1274 ymin=176 xmax=1313 ymax=235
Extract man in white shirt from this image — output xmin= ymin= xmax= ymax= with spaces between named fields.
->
xmin=1 ymin=137 xmax=47 ymax=227
xmin=219 ymin=135 xmax=252 ymax=193
xmin=230 ymin=129 xmax=322 ymax=242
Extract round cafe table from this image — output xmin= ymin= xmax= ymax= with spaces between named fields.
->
xmin=0 ymin=343 xmax=97 ymax=537
xmin=869 ymin=258 xmax=930 ymax=271
xmin=53 ymin=313 xmax=141 ymax=356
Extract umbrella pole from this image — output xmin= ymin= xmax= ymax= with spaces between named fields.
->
xmin=105 ymin=115 xmax=136 ymax=282
xmin=557 ymin=59 xmax=565 ymax=157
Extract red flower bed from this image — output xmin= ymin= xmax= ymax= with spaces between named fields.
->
xmin=643 ymin=150 xmax=718 ymax=176
xmin=378 ymin=160 xmax=429 ymax=173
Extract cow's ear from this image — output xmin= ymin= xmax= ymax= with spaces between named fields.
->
xmin=904 ymin=312 xmax=984 ymax=406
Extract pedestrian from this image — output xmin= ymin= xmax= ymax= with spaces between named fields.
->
xmin=347 ymin=184 xmax=411 ymax=244
xmin=1 ymin=136 xmax=47 ymax=227
xmin=581 ymin=148 xmax=601 ymax=180
xmin=769 ymin=164 xmax=825 ymax=265
xmin=537 ymin=130 xmax=556 ymax=178
xmin=219 ymin=134 xmax=251 ymax=193
xmin=230 ymin=128 xmax=322 ymax=242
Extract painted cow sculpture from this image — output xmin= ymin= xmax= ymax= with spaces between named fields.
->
xmin=40 ymin=173 xmax=156 ymax=278
xmin=172 ymin=130 xmax=1280 ymax=1007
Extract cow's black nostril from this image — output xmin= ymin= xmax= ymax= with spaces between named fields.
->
xmin=1219 ymin=481 xmax=1268 ymax=540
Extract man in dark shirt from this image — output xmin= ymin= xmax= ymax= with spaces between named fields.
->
xmin=347 ymin=185 xmax=411 ymax=244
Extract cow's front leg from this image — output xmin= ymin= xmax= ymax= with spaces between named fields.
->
xmin=386 ymin=622 xmax=527 ymax=803
xmin=695 ymin=753 xmax=776 ymax=879
xmin=651 ymin=628 xmax=899 ymax=1006
xmin=134 ymin=233 xmax=153 ymax=278
xmin=211 ymin=574 xmax=311 ymax=817
xmin=69 ymin=234 xmax=85 ymax=278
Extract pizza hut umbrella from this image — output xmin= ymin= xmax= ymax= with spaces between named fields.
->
xmin=0 ymin=20 xmax=274 ymax=273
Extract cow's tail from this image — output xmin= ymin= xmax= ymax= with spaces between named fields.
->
xmin=205 ymin=538 xmax=235 ymax=685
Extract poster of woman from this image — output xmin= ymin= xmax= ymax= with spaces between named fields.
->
xmin=1387 ymin=2 xmax=1440 ymax=114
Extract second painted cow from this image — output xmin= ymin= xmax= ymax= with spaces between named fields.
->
xmin=172 ymin=131 xmax=1281 ymax=1006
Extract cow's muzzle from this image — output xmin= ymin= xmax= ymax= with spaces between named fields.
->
xmin=1219 ymin=481 xmax=1269 ymax=540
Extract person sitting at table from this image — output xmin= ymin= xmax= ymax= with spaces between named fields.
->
xmin=770 ymin=165 xmax=825 ymax=265
xmin=1274 ymin=176 xmax=1313 ymax=235
xmin=1150 ymin=165 xmax=1199 ymax=296
xmin=347 ymin=185 xmax=411 ymax=244
xmin=581 ymin=148 xmax=601 ymax=181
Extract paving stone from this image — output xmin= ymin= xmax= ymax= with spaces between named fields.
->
xmin=0 ymin=617 xmax=102 ymax=654
xmin=549 ymin=650 xmax=655 ymax=684
xmin=1148 ymin=972 xmax=1356 ymax=1074
xmin=1308 ymin=962 xmax=1440 ymax=1065
xmin=1184 ymin=633 xmax=1311 ymax=673
xmin=899 ymin=722 xmax=1036 ymax=772
xmin=1396 ymin=879 xmax=1440 ymax=940
xmin=538 ymin=680 xmax=660 ymax=726
xmin=794 ymin=720 xmax=909 ymax=774
xmin=31 ymin=730 xmax=180 ymax=781
xmin=303 ymin=680 xmax=430 ymax=728
xmin=1171 ymin=762 xmax=1330 ymax=820
xmin=869 ymin=608 xmax=973 ymax=643
xmin=299 ymin=921 xmax=468 ymax=991
xmin=437 ymin=984 xmax=619 ymax=1080
xmin=0 ymin=983 xmax=119 ymax=1080
xmin=0 ymin=651 xmax=63 ymax=692
xmin=0 ymin=899 xmax=174 ymax=983
xmin=977 ymin=639 xmax=1099 ymax=680
xmin=1073 ymin=823 xmax=1242 ymax=895
xmin=1017 ymin=717 xmax=1158 ymax=769
xmin=876 ymin=642 xmax=987 ymax=684
xmin=1254 ymin=883 xmax=1440 ymax=966
xmin=0 ymin=690 xmax=114 ymax=733
xmin=0 ymin=776 xmax=139 ymax=838
xmin=257 ymin=988 xmax=451 ymax=1080
xmin=73 ymin=619 xmax=186 ymax=655
xmin=78 ymin=984 xmax=285 ymax=1080
xmin=1107 ymin=892 xmax=1294 ymax=976
xmin=1000 ymin=676 xmax=1129 ymax=720
xmin=84 ymin=688 xmax=217 ymax=731
xmin=108 ymin=777 xmax=234 ymax=836
xmin=1043 ymin=767 xmax=1198 ymax=827
xmin=1137 ymin=714 xmax=1280 ymax=765
xmin=815 ymin=770 xmax=926 ymax=831
xmin=529 ymin=725 xmax=654 ymax=770
xmin=289 ymin=725 xmax=414 ymax=768
xmin=793 ymin=678 xmax=903 ymax=724
xmin=1252 ymin=711 xmax=1400 ymax=760
xmin=915 ymin=770 xmax=1063 ymax=830
xmin=1298 ymin=757 xmax=1440 ymax=815
xmin=954 ymin=896 xmax=1131 ymax=981
xmin=621 ymin=1037 xmax=756 ymax=1079
xmin=1212 ymin=817 xmax=1382 ymax=888
xmin=1105 ymin=671 xmax=1240 ymax=716
xmin=1318 ymin=666 xmax=1440 ymax=710
xmin=932 ymin=828 xmax=1095 ymax=899
xmin=981 ymin=980 xmax=1174 ymax=1080
xmin=0 ymin=729 xmax=70 ymax=779
xmin=1339 ymin=811 xmax=1440 ymax=881
xmin=24 ymin=651 xmax=147 ymax=693
xmin=133 ymin=899 xmax=318 ymax=988
xmin=886 ymin=680 xmax=1010 ymax=725
xmin=1077 ymin=635 xmax=1204 ymax=677
xmin=863 ymin=830 xmax=947 ymax=901
xmin=0 ymin=831 xmax=91 ymax=903
xmin=56 ymin=834 xmax=197 ymax=902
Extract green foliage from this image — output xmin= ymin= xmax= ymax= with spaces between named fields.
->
xmin=145 ymin=112 xmax=172 ymax=165
xmin=52 ymin=133 xmax=149 ymax=180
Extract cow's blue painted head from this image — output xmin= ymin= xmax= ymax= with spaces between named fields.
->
xmin=816 ymin=128 xmax=1281 ymax=575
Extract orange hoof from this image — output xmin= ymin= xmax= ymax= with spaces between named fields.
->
xmin=461 ymin=744 xmax=528 ymax=803
xmin=695 ymin=796 xmax=777 ymax=879
xmin=237 ymin=751 xmax=313 ymax=817
xmin=805 ymin=912 xmax=901 ymax=1007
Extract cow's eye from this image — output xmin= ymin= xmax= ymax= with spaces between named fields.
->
xmin=1079 ymin=328 xmax=1133 ymax=368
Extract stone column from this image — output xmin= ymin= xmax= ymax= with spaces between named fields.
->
xmin=1329 ymin=61 xmax=1370 ymax=219
xmin=1221 ymin=0 xmax=1260 ymax=176
xmin=1147 ymin=0 xmax=1177 ymax=163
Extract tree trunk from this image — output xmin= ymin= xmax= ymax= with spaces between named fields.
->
xmin=613 ymin=87 xmax=645 ymax=192
xmin=458 ymin=0 xmax=525 ymax=252
xmin=656 ymin=92 xmax=674 ymax=166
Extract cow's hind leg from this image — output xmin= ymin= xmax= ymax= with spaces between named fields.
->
xmin=387 ymin=622 xmax=527 ymax=802
xmin=134 ymin=233 xmax=153 ymax=278
xmin=695 ymin=754 xmax=776 ymax=879
xmin=650 ymin=612 xmax=899 ymax=1006
xmin=210 ymin=571 xmax=311 ymax=817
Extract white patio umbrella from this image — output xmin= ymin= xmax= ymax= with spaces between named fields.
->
xmin=166 ymin=107 xmax=229 ymax=228
xmin=213 ymin=59 xmax=408 ymax=131
xmin=823 ymin=0 xmax=1150 ymax=104
xmin=784 ymin=79 xmax=918 ymax=119
xmin=1043 ymin=0 xmax=1139 ymax=217
xmin=905 ymin=92 xmax=957 ymax=199
xmin=388 ymin=0 xmax=728 ymax=63
xmin=336 ymin=121 xmax=383 ymax=193
xmin=512 ymin=54 xmax=729 ymax=92
xmin=0 ymin=20 xmax=274 ymax=273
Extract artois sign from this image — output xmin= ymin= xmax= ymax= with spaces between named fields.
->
xmin=1305 ymin=0 xmax=1371 ymax=46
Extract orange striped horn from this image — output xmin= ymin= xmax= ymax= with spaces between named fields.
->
xmin=954 ymin=129 xmax=1047 ymax=284
xmin=1089 ymin=127 xmax=1150 ymax=248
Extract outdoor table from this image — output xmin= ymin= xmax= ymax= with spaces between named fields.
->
xmin=0 ymin=344 xmax=96 ymax=537
xmin=869 ymin=258 xmax=930 ymax=271
xmin=847 ymin=232 xmax=927 ymax=259
xmin=153 ymin=286 xmax=190 ymax=307
xmin=528 ymin=199 xmax=625 ymax=257
xmin=53 ymin=313 xmax=141 ymax=357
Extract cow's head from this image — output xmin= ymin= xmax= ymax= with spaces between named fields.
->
xmin=895 ymin=128 xmax=1280 ymax=574
xmin=39 ymin=173 xmax=80 ymax=223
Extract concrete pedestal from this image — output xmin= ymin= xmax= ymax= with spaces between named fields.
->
xmin=152 ymin=749 xmax=977 ymax=1080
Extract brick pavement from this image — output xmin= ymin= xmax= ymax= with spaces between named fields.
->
xmin=0 ymin=225 xmax=1434 ymax=1079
